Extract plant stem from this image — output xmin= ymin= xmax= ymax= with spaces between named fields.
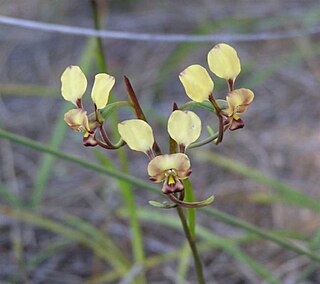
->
xmin=176 ymin=206 xmax=205 ymax=284
xmin=91 ymin=0 xmax=107 ymax=71
xmin=208 ymin=94 xmax=224 ymax=144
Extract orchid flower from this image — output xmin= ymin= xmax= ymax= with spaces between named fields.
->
xmin=179 ymin=43 xmax=254 ymax=138
xmin=61 ymin=65 xmax=115 ymax=146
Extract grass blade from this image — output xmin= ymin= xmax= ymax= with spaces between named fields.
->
xmin=0 ymin=204 xmax=129 ymax=274
xmin=0 ymin=183 xmax=23 ymax=207
xmin=196 ymin=151 xmax=320 ymax=212
xmin=30 ymin=104 xmax=69 ymax=207
xmin=122 ymin=208 xmax=281 ymax=284
xmin=65 ymin=214 xmax=130 ymax=268
xmin=31 ymin=38 xmax=96 ymax=208
xmin=1 ymin=129 xmax=319 ymax=262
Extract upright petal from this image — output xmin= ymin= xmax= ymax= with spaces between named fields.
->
xmin=207 ymin=43 xmax=241 ymax=81
xmin=168 ymin=110 xmax=201 ymax=147
xmin=64 ymin=108 xmax=90 ymax=132
xmin=179 ymin=64 xmax=214 ymax=102
xmin=118 ymin=119 xmax=154 ymax=154
xmin=227 ymin=88 xmax=254 ymax=115
xmin=91 ymin=73 xmax=115 ymax=109
xmin=61 ymin=66 xmax=87 ymax=106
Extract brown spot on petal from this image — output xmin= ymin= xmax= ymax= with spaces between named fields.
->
xmin=83 ymin=133 xmax=98 ymax=147
xmin=185 ymin=169 xmax=192 ymax=177
xmin=149 ymin=176 xmax=158 ymax=182
xmin=229 ymin=117 xmax=244 ymax=131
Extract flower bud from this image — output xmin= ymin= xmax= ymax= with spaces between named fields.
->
xmin=64 ymin=108 xmax=90 ymax=132
xmin=226 ymin=88 xmax=254 ymax=115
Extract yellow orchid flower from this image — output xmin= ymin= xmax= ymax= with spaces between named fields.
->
xmin=178 ymin=43 xmax=253 ymax=141
xmin=64 ymin=108 xmax=90 ymax=132
xmin=168 ymin=110 xmax=201 ymax=151
xmin=147 ymin=153 xmax=191 ymax=194
xmin=179 ymin=43 xmax=242 ymax=104
xmin=64 ymin=108 xmax=98 ymax=146
xmin=61 ymin=65 xmax=115 ymax=110
xmin=61 ymin=65 xmax=115 ymax=146
xmin=222 ymin=88 xmax=254 ymax=130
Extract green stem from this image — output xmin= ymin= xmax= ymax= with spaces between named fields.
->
xmin=188 ymin=132 xmax=219 ymax=149
xmin=100 ymin=101 xmax=131 ymax=119
xmin=208 ymin=94 xmax=224 ymax=144
xmin=168 ymin=116 xmax=204 ymax=282
xmin=176 ymin=206 xmax=205 ymax=284
xmin=91 ymin=0 xmax=107 ymax=72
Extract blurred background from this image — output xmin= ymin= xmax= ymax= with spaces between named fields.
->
xmin=0 ymin=0 xmax=320 ymax=283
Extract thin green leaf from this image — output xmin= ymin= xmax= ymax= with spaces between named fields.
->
xmin=95 ymin=150 xmax=146 ymax=278
xmin=0 ymin=204 xmax=129 ymax=274
xmin=195 ymin=151 xmax=320 ymax=212
xmin=0 ymin=129 xmax=319 ymax=262
xmin=65 ymin=215 xmax=130 ymax=268
xmin=31 ymin=38 xmax=97 ymax=208
xmin=30 ymin=104 xmax=69 ymax=207
xmin=202 ymin=206 xmax=320 ymax=262
xmin=0 ymin=183 xmax=23 ymax=207
xmin=122 ymin=208 xmax=281 ymax=284
xmin=177 ymin=243 xmax=191 ymax=284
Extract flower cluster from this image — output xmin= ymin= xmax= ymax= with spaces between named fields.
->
xmin=179 ymin=43 xmax=254 ymax=136
xmin=61 ymin=65 xmax=118 ymax=148
xmin=61 ymin=43 xmax=254 ymax=208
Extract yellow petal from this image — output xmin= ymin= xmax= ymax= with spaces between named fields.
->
xmin=61 ymin=66 xmax=87 ymax=106
xmin=168 ymin=110 xmax=201 ymax=147
xmin=179 ymin=64 xmax=214 ymax=102
xmin=91 ymin=73 xmax=115 ymax=109
xmin=147 ymin=153 xmax=191 ymax=182
xmin=207 ymin=43 xmax=241 ymax=81
xmin=227 ymin=88 xmax=254 ymax=115
xmin=118 ymin=119 xmax=154 ymax=154
xmin=64 ymin=108 xmax=90 ymax=132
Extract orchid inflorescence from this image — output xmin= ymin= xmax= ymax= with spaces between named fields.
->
xmin=61 ymin=43 xmax=254 ymax=209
